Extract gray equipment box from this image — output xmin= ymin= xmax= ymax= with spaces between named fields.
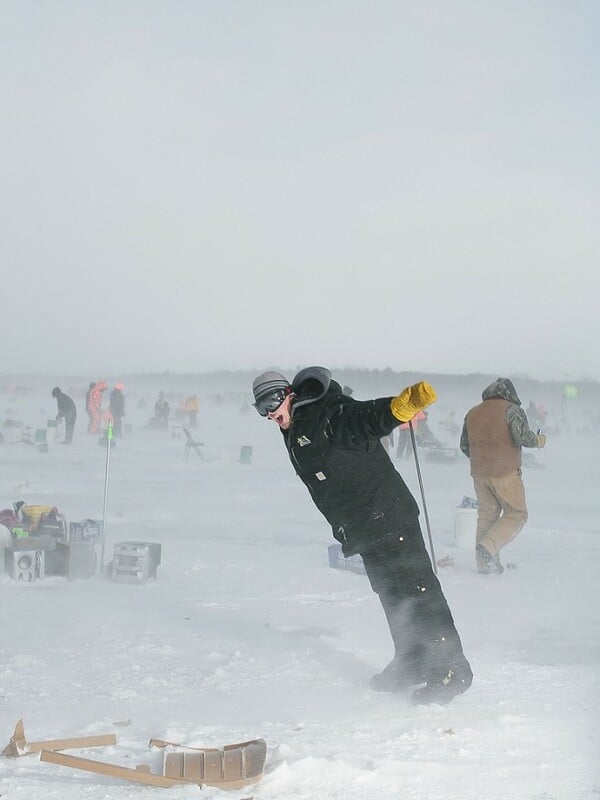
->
xmin=69 ymin=519 xmax=104 ymax=544
xmin=112 ymin=541 xmax=161 ymax=584
xmin=52 ymin=540 xmax=97 ymax=580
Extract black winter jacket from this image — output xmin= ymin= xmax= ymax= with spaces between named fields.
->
xmin=55 ymin=391 xmax=77 ymax=420
xmin=282 ymin=368 xmax=419 ymax=556
xmin=109 ymin=389 xmax=125 ymax=417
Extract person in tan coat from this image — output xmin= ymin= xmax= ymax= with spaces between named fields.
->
xmin=460 ymin=378 xmax=546 ymax=574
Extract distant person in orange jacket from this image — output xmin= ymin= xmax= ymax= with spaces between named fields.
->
xmin=85 ymin=382 xmax=96 ymax=432
xmin=88 ymin=381 xmax=107 ymax=434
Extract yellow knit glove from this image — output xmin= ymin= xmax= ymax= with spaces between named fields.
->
xmin=390 ymin=381 xmax=437 ymax=422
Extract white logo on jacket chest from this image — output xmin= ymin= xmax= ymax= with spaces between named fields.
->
xmin=297 ymin=435 xmax=311 ymax=446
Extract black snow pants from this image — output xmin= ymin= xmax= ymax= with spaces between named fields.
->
xmin=63 ymin=411 xmax=76 ymax=444
xmin=360 ymin=522 xmax=466 ymax=682
xmin=111 ymin=414 xmax=123 ymax=437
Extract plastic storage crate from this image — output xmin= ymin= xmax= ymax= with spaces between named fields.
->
xmin=112 ymin=541 xmax=161 ymax=584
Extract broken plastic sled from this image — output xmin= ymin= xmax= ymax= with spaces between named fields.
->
xmin=40 ymin=737 xmax=267 ymax=790
xmin=2 ymin=719 xmax=116 ymax=758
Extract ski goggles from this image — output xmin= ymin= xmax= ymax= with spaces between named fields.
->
xmin=254 ymin=387 xmax=289 ymax=417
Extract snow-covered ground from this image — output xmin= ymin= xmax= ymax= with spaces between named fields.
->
xmin=1 ymin=379 xmax=598 ymax=799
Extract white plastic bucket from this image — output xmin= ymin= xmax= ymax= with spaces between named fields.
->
xmin=453 ymin=507 xmax=477 ymax=550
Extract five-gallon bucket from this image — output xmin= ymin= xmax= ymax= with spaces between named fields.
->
xmin=453 ymin=507 xmax=477 ymax=550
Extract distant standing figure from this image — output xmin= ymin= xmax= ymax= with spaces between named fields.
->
xmin=85 ymin=382 xmax=96 ymax=432
xmin=88 ymin=381 xmax=107 ymax=434
xmin=460 ymin=378 xmax=546 ymax=575
xmin=109 ymin=383 xmax=126 ymax=436
xmin=155 ymin=393 xmax=170 ymax=427
xmin=184 ymin=394 xmax=200 ymax=427
xmin=52 ymin=387 xmax=77 ymax=444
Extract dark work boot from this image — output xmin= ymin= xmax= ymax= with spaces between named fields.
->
xmin=411 ymin=654 xmax=473 ymax=705
xmin=476 ymin=544 xmax=504 ymax=575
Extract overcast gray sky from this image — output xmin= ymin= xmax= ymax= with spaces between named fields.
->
xmin=1 ymin=1 xmax=598 ymax=380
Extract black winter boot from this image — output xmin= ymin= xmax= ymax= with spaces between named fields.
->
xmin=411 ymin=655 xmax=473 ymax=705
xmin=370 ymin=658 xmax=424 ymax=692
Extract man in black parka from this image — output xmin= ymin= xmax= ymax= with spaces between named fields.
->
xmin=253 ymin=367 xmax=472 ymax=705
xmin=109 ymin=383 xmax=126 ymax=437
xmin=51 ymin=387 xmax=77 ymax=444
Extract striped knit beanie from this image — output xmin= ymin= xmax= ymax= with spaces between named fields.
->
xmin=252 ymin=371 xmax=290 ymax=403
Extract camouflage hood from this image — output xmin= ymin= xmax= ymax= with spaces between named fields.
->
xmin=481 ymin=378 xmax=521 ymax=405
